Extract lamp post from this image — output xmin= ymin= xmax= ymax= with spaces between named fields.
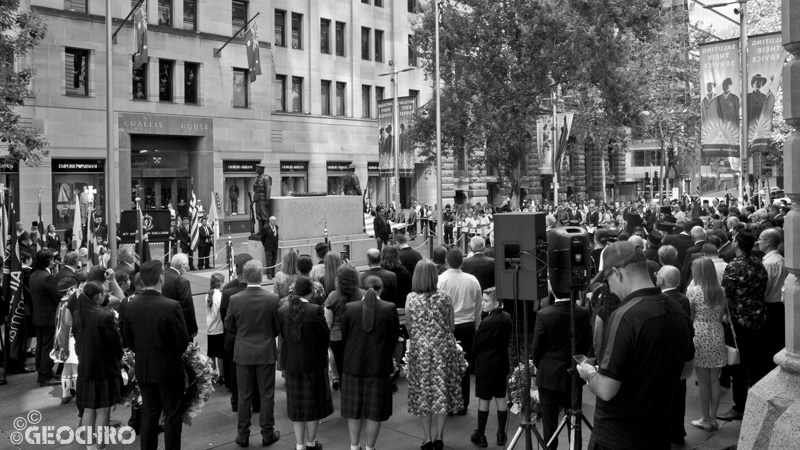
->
xmin=434 ymin=0 xmax=443 ymax=246
xmin=379 ymin=64 xmax=415 ymax=210
xmin=105 ymin=0 xmax=118 ymax=267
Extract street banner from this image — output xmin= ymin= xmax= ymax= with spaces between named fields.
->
xmin=555 ymin=112 xmax=575 ymax=173
xmin=377 ymin=97 xmax=416 ymax=178
xmin=699 ymin=38 xmax=740 ymax=158
xmin=535 ymin=115 xmax=554 ymax=175
xmin=746 ymin=33 xmax=786 ymax=153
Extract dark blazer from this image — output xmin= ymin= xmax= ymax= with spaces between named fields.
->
xmin=45 ymin=233 xmax=61 ymax=255
xmin=162 ymin=267 xmax=198 ymax=337
xmin=220 ymin=279 xmax=247 ymax=353
xmin=74 ymin=306 xmax=123 ymax=380
xmin=386 ymin=266 xmax=412 ymax=310
xmin=179 ymin=226 xmax=192 ymax=252
xmin=663 ymin=289 xmax=691 ymax=317
xmin=54 ymin=266 xmax=80 ymax=284
xmin=373 ymin=214 xmax=390 ymax=242
xmin=360 ymin=267 xmax=397 ymax=305
xmin=199 ymin=225 xmax=213 ymax=249
xmin=30 ymin=269 xmax=62 ymax=327
xmin=260 ymin=224 xmax=279 ymax=252
xmin=340 ymin=298 xmax=399 ymax=376
xmin=224 ymin=286 xmax=280 ymax=365
xmin=399 ymin=247 xmax=423 ymax=276
xmin=663 ymin=232 xmax=693 ymax=268
xmin=462 ymin=253 xmax=496 ymax=291
xmin=472 ymin=309 xmax=512 ymax=377
xmin=122 ymin=289 xmax=189 ymax=383
xmin=276 ymin=302 xmax=330 ymax=373
xmin=532 ymin=301 xmax=591 ymax=393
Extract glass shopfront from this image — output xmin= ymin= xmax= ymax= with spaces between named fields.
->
xmin=0 ymin=161 xmax=20 ymax=221
xmin=280 ymin=161 xmax=308 ymax=196
xmin=223 ymin=160 xmax=258 ymax=217
xmin=327 ymin=161 xmax=352 ymax=195
xmin=51 ymin=159 xmax=105 ymax=230
xmin=367 ymin=161 xmax=380 ymax=207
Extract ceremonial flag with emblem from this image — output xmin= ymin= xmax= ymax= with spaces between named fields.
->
xmin=210 ymin=192 xmax=220 ymax=241
xmin=4 ymin=194 xmax=26 ymax=361
xmin=134 ymin=4 xmax=148 ymax=69
xmin=245 ymin=23 xmax=262 ymax=82
xmin=37 ymin=192 xmax=45 ymax=247
xmin=71 ymin=193 xmax=82 ymax=250
xmin=190 ymin=188 xmax=199 ymax=252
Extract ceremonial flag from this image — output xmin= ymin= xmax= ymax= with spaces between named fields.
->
xmin=4 ymin=195 xmax=26 ymax=362
xmin=555 ymin=112 xmax=574 ymax=174
xmin=0 ymin=196 xmax=7 ymax=264
xmin=37 ymin=193 xmax=45 ymax=247
xmin=136 ymin=200 xmax=144 ymax=265
xmin=227 ymin=242 xmax=234 ymax=281
xmin=245 ymin=23 xmax=262 ymax=82
xmin=134 ymin=4 xmax=148 ymax=69
xmin=71 ymin=193 xmax=82 ymax=250
xmin=210 ymin=192 xmax=221 ymax=240
xmin=189 ymin=189 xmax=199 ymax=252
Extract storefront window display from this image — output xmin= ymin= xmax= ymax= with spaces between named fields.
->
xmin=51 ymin=159 xmax=105 ymax=230
xmin=223 ymin=160 xmax=258 ymax=216
xmin=280 ymin=161 xmax=308 ymax=196
xmin=367 ymin=161 xmax=380 ymax=207
xmin=327 ymin=161 xmax=351 ymax=195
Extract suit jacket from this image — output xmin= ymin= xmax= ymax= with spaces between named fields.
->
xmin=45 ymin=233 xmax=61 ymax=254
xmin=113 ymin=262 xmax=137 ymax=280
xmin=260 ymin=224 xmax=279 ymax=252
xmin=360 ymin=267 xmax=397 ymax=306
xmin=54 ymin=266 xmax=80 ymax=284
xmin=532 ymin=301 xmax=591 ymax=393
xmin=340 ymin=298 xmax=399 ymax=376
xmin=399 ymin=247 xmax=423 ymax=277
xmin=276 ymin=302 xmax=330 ymax=373
xmin=472 ymin=309 xmax=512 ymax=377
xmin=220 ymin=279 xmax=247 ymax=353
xmin=30 ymin=269 xmax=62 ymax=327
xmin=122 ymin=289 xmax=189 ymax=383
xmin=373 ymin=214 xmax=389 ymax=242
xmin=663 ymin=289 xmax=691 ymax=317
xmin=162 ymin=267 xmax=198 ymax=337
xmin=224 ymin=286 xmax=280 ymax=365
xmin=462 ymin=253 xmax=495 ymax=291
xmin=199 ymin=225 xmax=212 ymax=249
xmin=179 ymin=226 xmax=192 ymax=252
xmin=663 ymin=233 xmax=693 ymax=268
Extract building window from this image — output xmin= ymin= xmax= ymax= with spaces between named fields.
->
xmin=321 ymin=80 xmax=331 ymax=115
xmin=274 ymin=10 xmax=285 ymax=47
xmin=65 ymin=0 xmax=87 ymax=13
xmin=408 ymin=0 xmax=417 ymax=13
xmin=408 ymin=35 xmax=417 ymax=66
xmin=232 ymin=0 xmax=247 ymax=35
xmin=336 ymin=82 xmax=346 ymax=116
xmin=280 ymin=161 xmax=308 ymax=196
xmin=375 ymin=0 xmax=383 ymax=6
xmin=184 ymin=62 xmax=198 ymax=104
xmin=132 ymin=57 xmax=147 ymax=100
xmin=335 ymin=22 xmax=345 ymax=56
xmin=291 ymin=13 xmax=302 ymax=49
xmin=183 ymin=0 xmax=196 ymax=30
xmin=65 ymin=48 xmax=89 ymax=97
xmin=362 ymin=85 xmax=371 ymax=118
xmin=361 ymin=27 xmax=371 ymax=60
xmin=158 ymin=0 xmax=172 ymax=26
xmin=159 ymin=59 xmax=174 ymax=102
xmin=291 ymin=77 xmax=303 ymax=112
xmin=274 ymin=74 xmax=286 ymax=111
xmin=409 ymin=89 xmax=419 ymax=108
xmin=375 ymin=30 xmax=384 ymax=62
xmin=376 ymin=86 xmax=385 ymax=101
xmin=632 ymin=150 xmax=663 ymax=167
xmin=233 ymin=68 xmax=248 ymax=108
xmin=52 ymin=160 xmax=105 ymax=231
xmin=361 ymin=0 xmax=369 ymax=3
xmin=320 ymin=19 xmax=331 ymax=54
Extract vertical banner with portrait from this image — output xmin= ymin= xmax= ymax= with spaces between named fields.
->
xmin=699 ymin=38 xmax=740 ymax=159
xmin=746 ymin=33 xmax=786 ymax=153
xmin=377 ymin=97 xmax=417 ymax=178
xmin=536 ymin=115 xmax=554 ymax=175
xmin=397 ymin=97 xmax=416 ymax=177
xmin=377 ymin=99 xmax=394 ymax=177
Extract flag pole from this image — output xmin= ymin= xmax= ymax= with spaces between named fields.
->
xmin=214 ymin=12 xmax=261 ymax=57
xmin=106 ymin=0 xmax=118 ymax=268
xmin=434 ymin=0 xmax=443 ymax=246
xmin=112 ymin=0 xmax=145 ymax=43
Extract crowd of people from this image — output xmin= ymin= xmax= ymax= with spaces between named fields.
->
xmin=1 ymin=190 xmax=791 ymax=450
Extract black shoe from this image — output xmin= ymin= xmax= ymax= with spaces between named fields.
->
xmin=262 ymin=431 xmax=280 ymax=446
xmin=40 ymin=378 xmax=60 ymax=387
xmin=433 ymin=439 xmax=444 ymax=450
xmin=717 ymin=408 xmax=744 ymax=421
xmin=497 ymin=432 xmax=507 ymax=446
xmin=235 ymin=436 xmax=250 ymax=447
xmin=306 ymin=441 xmax=322 ymax=450
xmin=61 ymin=394 xmax=74 ymax=404
xmin=332 ymin=378 xmax=340 ymax=391
xmin=471 ymin=431 xmax=488 ymax=448
xmin=231 ymin=403 xmax=238 ymax=412
xmin=457 ymin=407 xmax=468 ymax=416
xmin=420 ymin=442 xmax=434 ymax=450
xmin=720 ymin=377 xmax=731 ymax=388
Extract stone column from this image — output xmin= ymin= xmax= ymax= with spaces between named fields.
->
xmin=738 ymin=2 xmax=800 ymax=448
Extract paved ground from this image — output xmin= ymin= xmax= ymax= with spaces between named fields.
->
xmin=0 ymin=264 xmax=742 ymax=450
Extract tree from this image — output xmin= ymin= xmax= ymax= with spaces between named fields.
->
xmin=0 ymin=0 xmax=48 ymax=164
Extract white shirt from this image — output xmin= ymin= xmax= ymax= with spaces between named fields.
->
xmin=763 ymin=250 xmax=788 ymax=304
xmin=206 ymin=289 xmax=223 ymax=335
xmin=437 ymin=268 xmax=482 ymax=327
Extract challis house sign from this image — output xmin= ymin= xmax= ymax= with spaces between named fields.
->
xmin=119 ymin=113 xmax=213 ymax=136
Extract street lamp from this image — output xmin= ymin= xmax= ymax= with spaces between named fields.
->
xmin=379 ymin=64 xmax=415 ymax=211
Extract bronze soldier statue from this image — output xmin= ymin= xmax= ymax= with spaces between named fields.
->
xmin=342 ymin=163 xmax=362 ymax=196
xmin=253 ymin=162 xmax=272 ymax=231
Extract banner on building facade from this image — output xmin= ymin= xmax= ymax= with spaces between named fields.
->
xmin=699 ymin=38 xmax=740 ymax=158
xmin=535 ymin=115 xmax=554 ymax=175
xmin=555 ymin=112 xmax=575 ymax=174
xmin=377 ymin=97 xmax=416 ymax=178
xmin=746 ymin=33 xmax=786 ymax=153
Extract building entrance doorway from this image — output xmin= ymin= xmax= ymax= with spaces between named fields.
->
xmin=131 ymin=177 xmax=190 ymax=217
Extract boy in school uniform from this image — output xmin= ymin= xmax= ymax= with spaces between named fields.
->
xmin=470 ymin=287 xmax=513 ymax=447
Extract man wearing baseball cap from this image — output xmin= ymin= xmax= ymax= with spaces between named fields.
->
xmin=577 ymin=241 xmax=694 ymax=450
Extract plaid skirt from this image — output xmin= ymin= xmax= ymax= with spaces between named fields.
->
xmin=76 ymin=376 xmax=122 ymax=410
xmin=285 ymin=369 xmax=334 ymax=422
xmin=340 ymin=374 xmax=392 ymax=422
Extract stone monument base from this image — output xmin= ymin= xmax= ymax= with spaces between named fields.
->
xmin=247 ymin=234 xmax=374 ymax=270
xmin=737 ymin=350 xmax=800 ymax=450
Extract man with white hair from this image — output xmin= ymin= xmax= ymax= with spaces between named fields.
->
xmin=163 ymin=253 xmax=198 ymax=338
xmin=758 ymin=228 xmax=788 ymax=368
xmin=462 ymin=236 xmax=495 ymax=291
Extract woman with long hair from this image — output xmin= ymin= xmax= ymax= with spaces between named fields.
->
xmin=72 ymin=281 xmax=124 ymax=450
xmin=274 ymin=249 xmax=299 ymax=300
xmin=404 ymin=260 xmax=467 ymax=450
xmin=206 ymin=273 xmax=226 ymax=383
xmin=319 ymin=252 xmax=343 ymax=296
xmin=324 ymin=264 xmax=363 ymax=391
xmin=687 ymin=257 xmax=727 ymax=432
xmin=340 ymin=275 xmax=399 ymax=450
xmin=277 ymin=275 xmax=333 ymax=450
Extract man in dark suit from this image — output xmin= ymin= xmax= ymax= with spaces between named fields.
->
xmin=260 ymin=216 xmax=279 ymax=279
xmin=178 ymin=217 xmax=195 ymax=271
xmin=30 ymin=250 xmax=62 ymax=386
xmin=163 ymin=253 xmax=198 ymax=339
xmin=656 ymin=265 xmax=692 ymax=445
xmin=55 ymin=250 xmax=81 ymax=284
xmin=225 ymin=260 xmax=281 ymax=447
xmin=462 ymin=236 xmax=495 ymax=291
xmin=197 ymin=217 xmax=213 ymax=270
xmin=373 ymin=205 xmax=390 ymax=250
xmin=679 ymin=226 xmax=706 ymax=292
xmin=395 ymin=233 xmax=422 ymax=276
xmin=532 ymin=290 xmax=591 ymax=450
xmin=663 ymin=221 xmax=695 ymax=269
xmin=360 ymin=248 xmax=397 ymax=305
xmin=123 ymin=260 xmax=190 ymax=450
xmin=114 ymin=246 xmax=138 ymax=295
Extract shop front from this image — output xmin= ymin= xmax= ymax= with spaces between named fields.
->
xmin=51 ymin=159 xmax=105 ymax=231
xmin=280 ymin=161 xmax=308 ymax=196
xmin=0 ymin=161 xmax=20 ymax=221
xmin=326 ymin=161 xmax=352 ymax=195
xmin=222 ymin=160 xmax=258 ymax=235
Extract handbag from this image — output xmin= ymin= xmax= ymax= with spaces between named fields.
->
xmin=724 ymin=301 xmax=740 ymax=366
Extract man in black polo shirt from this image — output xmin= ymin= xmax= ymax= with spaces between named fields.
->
xmin=577 ymin=241 xmax=694 ymax=450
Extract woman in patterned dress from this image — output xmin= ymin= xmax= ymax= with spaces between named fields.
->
xmin=687 ymin=257 xmax=727 ymax=432
xmin=404 ymin=260 xmax=467 ymax=450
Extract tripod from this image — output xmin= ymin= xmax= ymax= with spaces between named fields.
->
xmin=545 ymin=286 xmax=592 ymax=450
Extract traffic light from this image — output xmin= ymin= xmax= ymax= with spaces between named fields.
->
xmin=645 ymin=171 xmax=650 ymax=180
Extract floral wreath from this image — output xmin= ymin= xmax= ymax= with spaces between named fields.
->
xmin=508 ymin=360 xmax=539 ymax=416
